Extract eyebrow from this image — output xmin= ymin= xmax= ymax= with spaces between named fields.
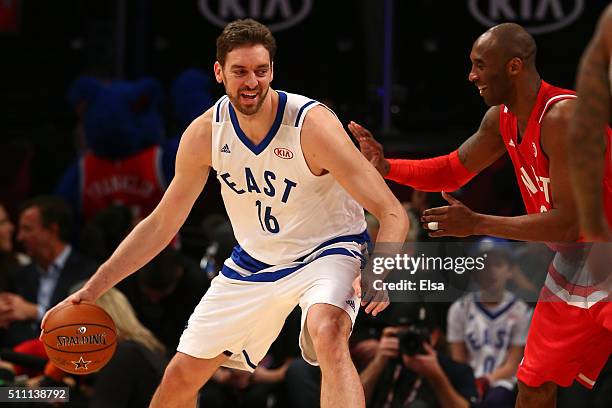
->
xmin=229 ymin=64 xmax=270 ymax=70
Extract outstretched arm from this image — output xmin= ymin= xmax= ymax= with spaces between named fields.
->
xmin=569 ymin=4 xmax=612 ymax=240
xmin=423 ymin=101 xmax=580 ymax=241
xmin=303 ymin=106 xmax=409 ymax=314
xmin=41 ymin=111 xmax=213 ymax=328
xmin=348 ymin=106 xmax=506 ymax=191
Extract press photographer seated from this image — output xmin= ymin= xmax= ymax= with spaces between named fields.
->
xmin=360 ymin=303 xmax=478 ymax=408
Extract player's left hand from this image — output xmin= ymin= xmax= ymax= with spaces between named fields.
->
xmin=353 ymin=276 xmax=389 ymax=316
xmin=421 ymin=192 xmax=479 ymax=238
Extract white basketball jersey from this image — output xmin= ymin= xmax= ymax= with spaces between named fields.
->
xmin=211 ymin=90 xmax=367 ymax=266
xmin=447 ymin=292 xmax=532 ymax=388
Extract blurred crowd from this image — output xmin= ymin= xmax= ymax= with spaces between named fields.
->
xmin=0 ymin=71 xmax=610 ymax=408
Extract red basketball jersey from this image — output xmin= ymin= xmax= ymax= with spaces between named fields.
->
xmin=80 ymin=146 xmax=166 ymax=221
xmin=499 ymin=81 xmax=612 ymax=229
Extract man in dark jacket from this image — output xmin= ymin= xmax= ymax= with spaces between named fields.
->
xmin=0 ymin=196 xmax=97 ymax=346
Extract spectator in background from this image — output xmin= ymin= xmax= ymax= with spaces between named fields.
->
xmin=78 ymin=205 xmax=134 ymax=263
xmin=447 ymin=238 xmax=531 ymax=408
xmin=117 ymin=246 xmax=207 ymax=353
xmin=360 ymin=303 xmax=478 ymax=408
xmin=0 ymin=196 xmax=97 ymax=345
xmin=0 ymin=203 xmax=29 ymax=291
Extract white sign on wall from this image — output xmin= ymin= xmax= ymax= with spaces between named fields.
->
xmin=468 ymin=0 xmax=585 ymax=34
xmin=198 ymin=0 xmax=313 ymax=32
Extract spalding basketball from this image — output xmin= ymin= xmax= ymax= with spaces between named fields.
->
xmin=41 ymin=301 xmax=117 ymax=375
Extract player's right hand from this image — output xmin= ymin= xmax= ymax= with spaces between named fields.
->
xmin=39 ymin=287 xmax=97 ymax=338
xmin=347 ymin=121 xmax=391 ymax=176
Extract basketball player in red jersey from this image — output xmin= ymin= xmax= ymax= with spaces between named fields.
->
xmin=569 ymin=4 xmax=612 ymax=241
xmin=349 ymin=23 xmax=612 ymax=407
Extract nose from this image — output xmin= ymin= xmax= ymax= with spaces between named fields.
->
xmin=244 ymin=71 xmax=258 ymax=89
xmin=468 ymin=70 xmax=478 ymax=83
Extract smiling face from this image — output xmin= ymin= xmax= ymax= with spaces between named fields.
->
xmin=468 ymin=35 xmax=513 ymax=107
xmin=214 ymin=44 xmax=273 ymax=116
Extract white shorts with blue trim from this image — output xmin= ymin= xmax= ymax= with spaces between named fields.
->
xmin=176 ymin=234 xmax=367 ymax=372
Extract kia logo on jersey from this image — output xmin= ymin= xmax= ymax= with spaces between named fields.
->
xmin=468 ymin=0 xmax=584 ymax=35
xmin=274 ymin=147 xmax=294 ymax=159
xmin=198 ymin=0 xmax=313 ymax=32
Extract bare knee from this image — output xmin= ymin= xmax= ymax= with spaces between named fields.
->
xmin=159 ymin=353 xmax=225 ymax=393
xmin=516 ymin=381 xmax=556 ymax=408
xmin=160 ymin=359 xmax=201 ymax=392
xmin=307 ymin=305 xmax=352 ymax=358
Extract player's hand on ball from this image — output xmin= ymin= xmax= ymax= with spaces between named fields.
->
xmin=40 ymin=287 xmax=97 ymax=337
xmin=348 ymin=121 xmax=391 ymax=176
xmin=421 ymin=192 xmax=479 ymax=238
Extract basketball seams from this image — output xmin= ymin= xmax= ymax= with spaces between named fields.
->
xmin=43 ymin=322 xmax=116 ymax=335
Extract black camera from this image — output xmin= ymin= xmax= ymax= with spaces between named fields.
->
xmin=397 ymin=326 xmax=431 ymax=356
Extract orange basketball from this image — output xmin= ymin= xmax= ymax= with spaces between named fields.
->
xmin=41 ymin=301 xmax=117 ymax=375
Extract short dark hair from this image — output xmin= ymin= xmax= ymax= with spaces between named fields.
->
xmin=216 ymin=19 xmax=276 ymax=67
xmin=21 ymin=196 xmax=73 ymax=242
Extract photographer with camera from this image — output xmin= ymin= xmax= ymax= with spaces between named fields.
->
xmin=360 ymin=304 xmax=478 ymax=408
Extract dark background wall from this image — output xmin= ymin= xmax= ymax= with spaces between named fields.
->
xmin=0 ymin=0 xmax=609 ymax=202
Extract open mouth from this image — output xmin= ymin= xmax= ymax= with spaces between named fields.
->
xmin=477 ymin=86 xmax=487 ymax=96
xmin=240 ymin=91 xmax=259 ymax=101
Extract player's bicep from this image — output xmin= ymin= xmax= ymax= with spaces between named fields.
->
xmin=302 ymin=107 xmax=400 ymax=218
xmin=458 ymin=106 xmax=506 ymax=173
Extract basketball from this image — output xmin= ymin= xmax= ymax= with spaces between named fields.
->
xmin=41 ymin=302 xmax=117 ymax=375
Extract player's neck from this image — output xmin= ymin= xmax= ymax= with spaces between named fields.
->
xmin=506 ymin=75 xmax=542 ymax=133
xmin=234 ymin=89 xmax=278 ymax=145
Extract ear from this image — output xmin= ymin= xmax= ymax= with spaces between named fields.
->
xmin=507 ymin=57 xmax=523 ymax=76
xmin=270 ymin=61 xmax=274 ymax=82
xmin=213 ymin=61 xmax=224 ymax=84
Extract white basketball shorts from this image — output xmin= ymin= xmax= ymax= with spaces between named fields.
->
xmin=177 ymin=241 xmax=364 ymax=372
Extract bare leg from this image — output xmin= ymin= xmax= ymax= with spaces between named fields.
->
xmin=149 ymin=352 xmax=228 ymax=408
xmin=306 ymin=304 xmax=365 ymax=408
xmin=515 ymin=380 xmax=557 ymax=408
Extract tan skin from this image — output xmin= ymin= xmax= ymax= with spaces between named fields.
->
xmin=569 ymin=4 xmax=612 ymax=241
xmin=0 ymin=206 xmax=67 ymax=326
xmin=42 ymin=43 xmax=408 ymax=408
xmin=350 ymin=31 xmax=579 ymax=243
xmin=351 ymin=25 xmax=578 ymax=408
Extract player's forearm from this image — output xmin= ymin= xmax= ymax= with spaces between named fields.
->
xmin=83 ymin=209 xmax=185 ymax=298
xmin=427 ymin=370 xmax=470 ymax=408
xmin=385 ymin=151 xmax=477 ymax=192
xmin=474 ymin=210 xmax=579 ymax=242
xmin=374 ymin=203 xmax=410 ymax=246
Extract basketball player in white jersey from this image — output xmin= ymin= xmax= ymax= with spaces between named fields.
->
xmin=569 ymin=4 xmax=612 ymax=241
xmin=42 ymin=19 xmax=409 ymax=408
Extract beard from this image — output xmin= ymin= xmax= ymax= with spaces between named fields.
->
xmin=226 ymin=84 xmax=270 ymax=116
